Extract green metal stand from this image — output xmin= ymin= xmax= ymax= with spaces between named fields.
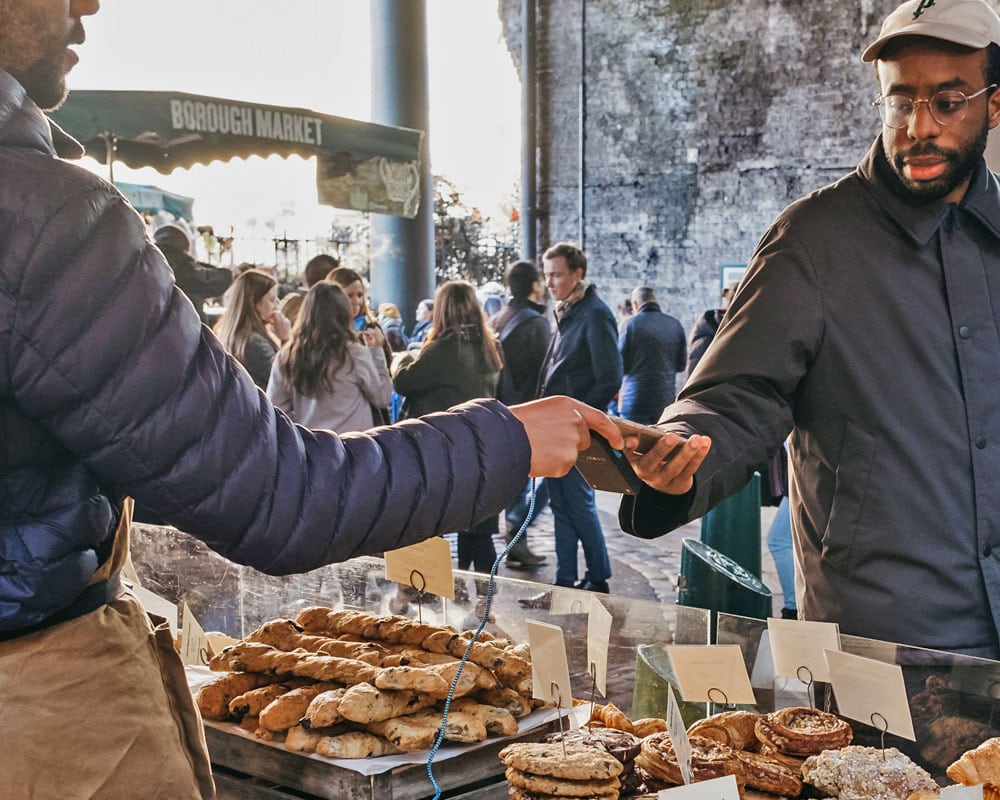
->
xmin=678 ymin=537 xmax=771 ymax=641
xmin=700 ymin=472 xmax=761 ymax=577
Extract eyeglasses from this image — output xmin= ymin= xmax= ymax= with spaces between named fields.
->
xmin=874 ymin=85 xmax=997 ymax=129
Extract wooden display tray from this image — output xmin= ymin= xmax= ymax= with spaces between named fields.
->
xmin=205 ymin=722 xmax=557 ymax=800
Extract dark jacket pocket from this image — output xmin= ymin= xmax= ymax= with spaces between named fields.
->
xmin=821 ymin=421 xmax=876 ymax=571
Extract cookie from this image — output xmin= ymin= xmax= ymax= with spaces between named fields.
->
xmin=507 ymin=787 xmax=617 ymax=800
xmin=505 ymin=767 xmax=620 ymax=797
xmin=545 ymin=726 xmax=642 ymax=763
xmin=499 ymin=742 xmax=624 ymax=781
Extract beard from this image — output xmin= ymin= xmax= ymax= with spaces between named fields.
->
xmin=886 ymin=124 xmax=989 ymax=203
xmin=14 ymin=54 xmax=69 ymax=111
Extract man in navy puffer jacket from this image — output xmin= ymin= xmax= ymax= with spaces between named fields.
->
xmin=0 ymin=3 xmax=621 ymax=797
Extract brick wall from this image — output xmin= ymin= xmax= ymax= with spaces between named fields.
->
xmin=499 ymin=0 xmax=900 ymax=333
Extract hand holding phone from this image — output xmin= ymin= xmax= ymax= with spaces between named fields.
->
xmin=575 ymin=418 xmax=681 ymax=494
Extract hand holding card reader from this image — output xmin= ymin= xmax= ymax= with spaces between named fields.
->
xmin=574 ymin=418 xmax=684 ymax=495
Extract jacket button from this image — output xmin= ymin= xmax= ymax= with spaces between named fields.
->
xmin=959 ymin=326 xmax=971 ymax=338
xmin=976 ymin=436 xmax=988 ymax=449
xmin=985 ymin=545 xmax=993 ymax=558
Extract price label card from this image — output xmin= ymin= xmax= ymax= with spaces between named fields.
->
xmin=666 ymin=645 xmax=756 ymax=705
xmin=657 ymin=774 xmax=740 ymax=799
xmin=527 ymin=620 xmax=573 ymax=708
xmin=824 ymin=648 xmax=915 ymax=740
xmin=587 ymin=595 xmax=612 ymax=697
xmin=179 ymin=602 xmax=213 ymax=667
xmin=941 ymin=784 xmax=983 ymax=800
xmin=767 ymin=618 xmax=840 ymax=682
xmin=666 ymin=686 xmax=693 ymax=785
xmin=206 ymin=632 xmax=239 ymax=654
xmin=384 ymin=536 xmax=454 ymax=600
xmin=130 ymin=583 xmax=179 ymax=636
xmin=941 ymin=786 xmax=984 ymax=799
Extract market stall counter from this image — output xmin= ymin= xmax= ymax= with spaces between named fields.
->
xmin=129 ymin=524 xmax=710 ymax=800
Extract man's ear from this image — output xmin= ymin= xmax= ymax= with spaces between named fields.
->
xmin=988 ymin=88 xmax=1000 ymax=130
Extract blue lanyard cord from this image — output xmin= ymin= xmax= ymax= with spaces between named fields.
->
xmin=426 ymin=479 xmax=537 ymax=799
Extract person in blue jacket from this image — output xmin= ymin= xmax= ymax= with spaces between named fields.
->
xmin=0 ymin=4 xmax=622 ymax=797
xmin=537 ymin=242 xmax=624 ymax=593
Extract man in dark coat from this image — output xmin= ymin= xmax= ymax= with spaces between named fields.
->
xmin=492 ymin=260 xmax=552 ymax=568
xmin=538 ymin=242 xmax=623 ymax=592
xmin=153 ymin=224 xmax=232 ymax=324
xmin=0 ymin=4 xmax=622 ymax=794
xmin=618 ymin=286 xmax=687 ymax=424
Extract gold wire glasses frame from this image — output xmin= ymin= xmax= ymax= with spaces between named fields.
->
xmin=873 ymin=84 xmax=997 ymax=129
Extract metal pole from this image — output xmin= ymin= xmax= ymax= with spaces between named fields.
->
xmin=370 ymin=0 xmax=436 ymax=329
xmin=578 ymin=0 xmax=586 ymax=250
xmin=520 ymin=0 xmax=537 ymax=261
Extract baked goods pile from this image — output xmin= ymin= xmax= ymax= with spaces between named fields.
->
xmin=195 ymin=608 xmax=538 ymax=758
xmin=801 ymin=745 xmax=937 ymax=800
xmin=499 ymin=742 xmax=624 ymax=800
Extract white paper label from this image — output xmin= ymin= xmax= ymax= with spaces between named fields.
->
xmin=587 ymin=595 xmax=612 ymax=697
xmin=941 ymin=785 xmax=984 ymax=799
xmin=527 ymin=620 xmax=573 ymax=708
xmin=179 ymin=602 xmax=213 ymax=666
xmin=657 ymin=774 xmax=740 ymax=799
xmin=384 ymin=536 xmax=454 ymax=600
xmin=768 ymin=617 xmax=841 ymax=683
xmin=130 ymin=583 xmax=178 ymax=636
xmin=666 ymin=686 xmax=693 ymax=785
xmin=824 ymin=648 xmax=915 ymax=740
xmin=666 ymin=645 xmax=756 ymax=705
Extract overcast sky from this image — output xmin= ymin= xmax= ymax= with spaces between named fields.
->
xmin=67 ymin=0 xmax=521 ymax=236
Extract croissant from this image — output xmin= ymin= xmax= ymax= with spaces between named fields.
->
xmin=947 ymin=736 xmax=1000 ymax=787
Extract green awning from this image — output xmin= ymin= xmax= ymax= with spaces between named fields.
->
xmin=51 ymin=90 xmax=423 ymax=218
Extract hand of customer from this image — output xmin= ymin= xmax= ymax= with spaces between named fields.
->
xmin=509 ymin=396 xmax=624 ymax=478
xmin=269 ymin=311 xmax=292 ymax=343
xmin=624 ymin=432 xmax=712 ymax=495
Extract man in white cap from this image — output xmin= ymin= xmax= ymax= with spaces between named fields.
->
xmin=621 ymin=0 xmax=1000 ymax=658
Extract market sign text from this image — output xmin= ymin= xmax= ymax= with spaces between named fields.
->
xmin=169 ymin=99 xmax=323 ymax=146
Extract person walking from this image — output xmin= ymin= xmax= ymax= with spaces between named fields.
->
xmin=153 ymin=224 xmax=232 ymax=324
xmin=622 ymin=0 xmax=1000 ymax=658
xmin=0 ymin=5 xmax=623 ymax=794
xmin=392 ymin=281 xmax=505 ymax=573
xmin=617 ymin=286 xmax=687 ymax=424
xmin=538 ymin=242 xmax=623 ymax=592
xmin=491 ymin=260 xmax=552 ymax=568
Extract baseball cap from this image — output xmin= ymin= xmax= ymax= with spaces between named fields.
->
xmin=862 ymin=0 xmax=1000 ymax=62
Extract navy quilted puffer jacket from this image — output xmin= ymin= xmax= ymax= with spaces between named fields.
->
xmin=0 ymin=72 xmax=530 ymax=632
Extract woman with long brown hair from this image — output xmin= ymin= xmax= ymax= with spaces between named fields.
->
xmin=213 ymin=269 xmax=290 ymax=388
xmin=392 ymin=281 xmax=505 ymax=573
xmin=266 ymin=281 xmax=391 ymax=432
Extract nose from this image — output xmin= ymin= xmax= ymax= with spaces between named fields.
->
xmin=71 ymin=0 xmax=101 ymax=16
xmin=906 ymin=99 xmax=941 ymax=140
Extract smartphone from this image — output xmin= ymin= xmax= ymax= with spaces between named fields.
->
xmin=353 ymin=317 xmax=367 ymax=332
xmin=574 ymin=418 xmax=685 ymax=495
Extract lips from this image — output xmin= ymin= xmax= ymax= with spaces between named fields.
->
xmin=904 ymin=156 xmax=948 ymax=182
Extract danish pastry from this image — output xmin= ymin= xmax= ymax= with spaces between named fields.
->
xmin=754 ymin=706 xmax=853 ymax=756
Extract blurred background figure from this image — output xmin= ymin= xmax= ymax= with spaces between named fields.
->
xmin=153 ymin=223 xmax=232 ymax=325
xmin=377 ymin=302 xmax=409 ymax=352
xmin=393 ymin=281 xmax=504 ymax=573
xmin=214 ymin=268 xmax=290 ymax=388
xmin=278 ymin=292 xmax=304 ymax=328
xmin=686 ymin=281 xmax=738 ymax=379
xmin=490 ymin=259 xmax=551 ymax=569
xmin=617 ymin=286 xmax=687 ymax=424
xmin=267 ymin=282 xmax=391 ymax=432
xmin=303 ymin=253 xmax=340 ymax=289
xmin=327 ymin=266 xmax=391 ymax=424
xmin=408 ymin=298 xmax=434 ymax=346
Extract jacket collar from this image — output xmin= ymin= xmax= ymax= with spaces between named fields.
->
xmin=0 ymin=70 xmax=84 ymax=160
xmin=637 ymin=302 xmax=661 ymax=313
xmin=858 ymin=135 xmax=1000 ymax=246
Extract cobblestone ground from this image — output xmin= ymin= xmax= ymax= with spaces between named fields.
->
xmin=486 ymin=490 xmax=785 ymax=615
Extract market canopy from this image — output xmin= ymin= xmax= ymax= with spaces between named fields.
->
xmin=50 ymin=90 xmax=423 ymax=218
xmin=114 ymin=182 xmax=195 ymax=222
